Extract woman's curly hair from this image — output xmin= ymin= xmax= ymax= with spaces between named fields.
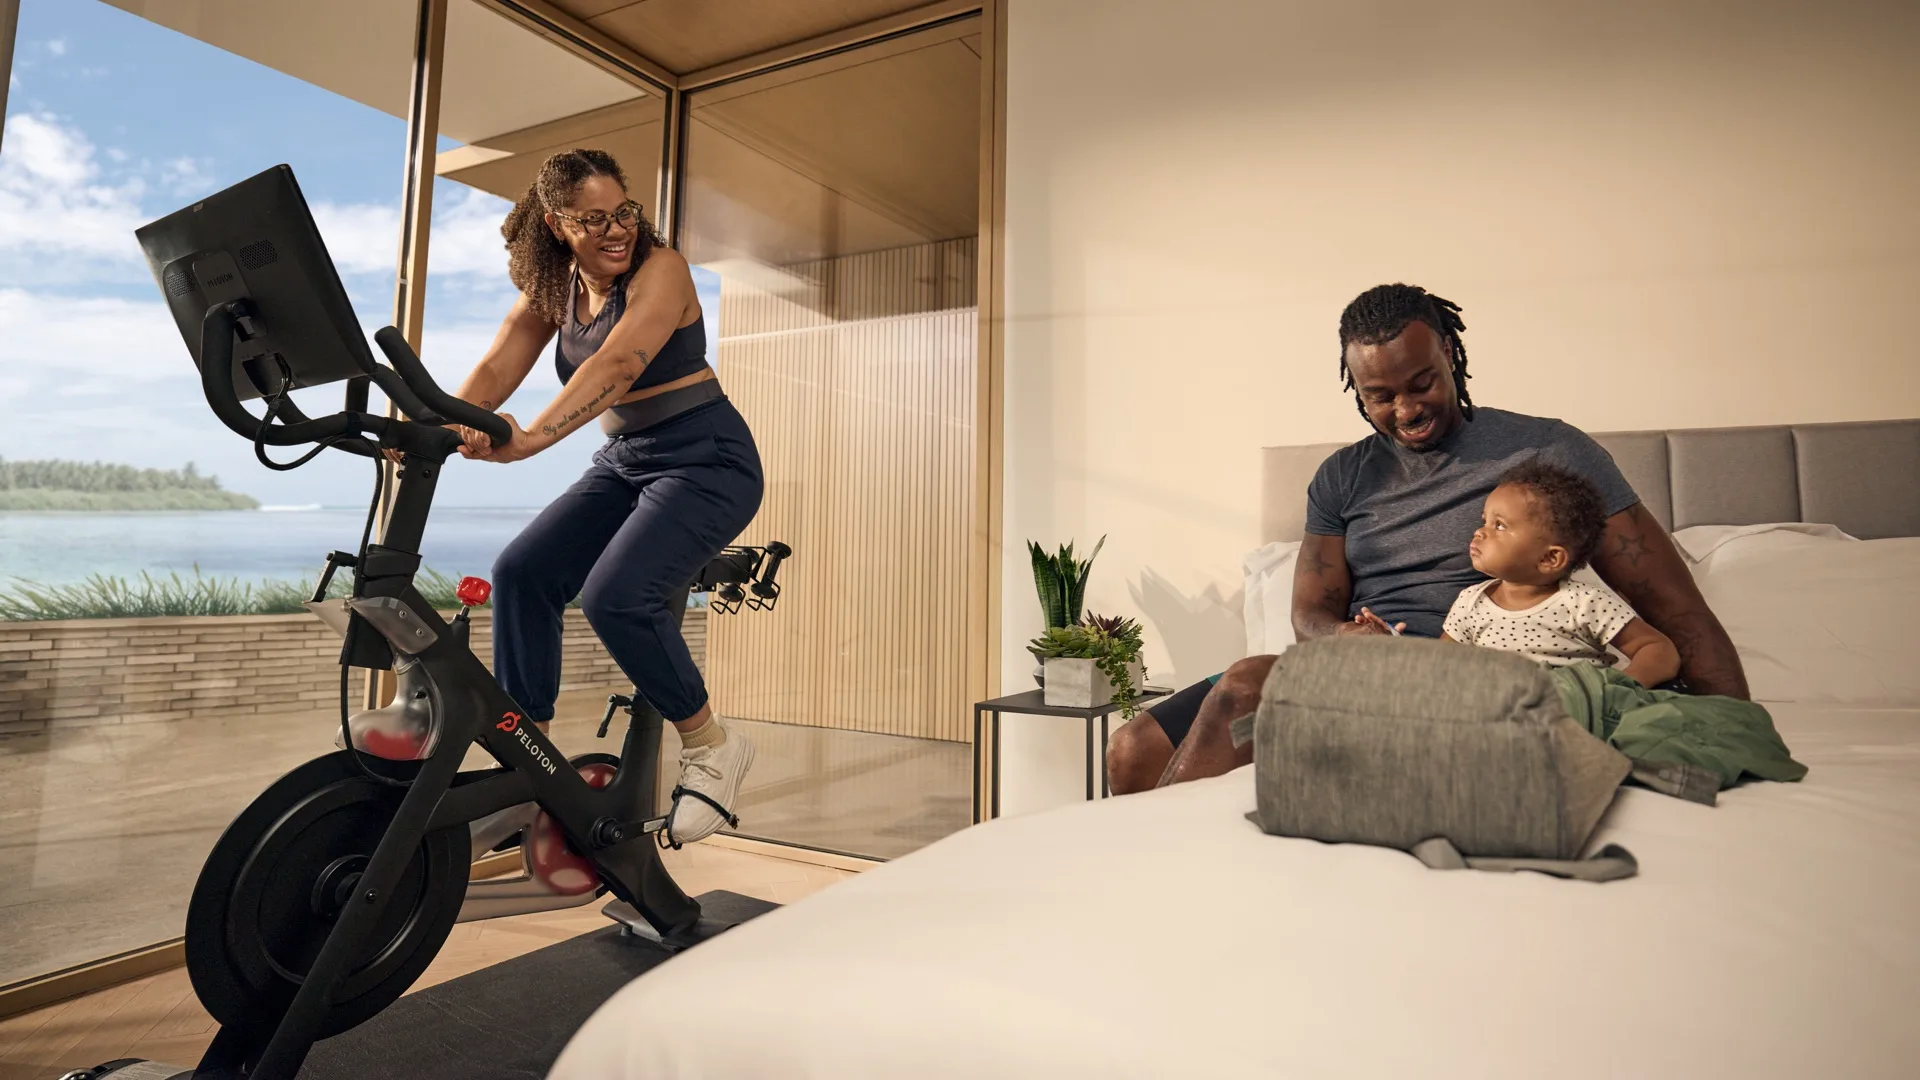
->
xmin=501 ymin=148 xmax=663 ymax=325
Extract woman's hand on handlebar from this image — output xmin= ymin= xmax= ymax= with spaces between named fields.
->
xmin=459 ymin=412 xmax=539 ymax=464
xmin=379 ymin=417 xmax=529 ymax=465
xmin=451 ymin=424 xmax=491 ymax=460
xmin=379 ymin=425 xmax=491 ymax=465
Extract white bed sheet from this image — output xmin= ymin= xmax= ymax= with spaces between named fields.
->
xmin=552 ymin=704 xmax=1920 ymax=1080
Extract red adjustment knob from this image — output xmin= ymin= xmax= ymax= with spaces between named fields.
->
xmin=456 ymin=576 xmax=492 ymax=607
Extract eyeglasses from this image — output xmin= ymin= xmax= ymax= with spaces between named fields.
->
xmin=552 ymin=201 xmax=643 ymax=237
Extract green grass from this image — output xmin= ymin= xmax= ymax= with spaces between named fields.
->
xmin=0 ymin=567 xmax=546 ymax=622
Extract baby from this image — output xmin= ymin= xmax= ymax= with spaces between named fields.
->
xmin=1441 ymin=460 xmax=1681 ymax=687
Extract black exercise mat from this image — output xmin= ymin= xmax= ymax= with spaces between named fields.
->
xmin=297 ymin=891 xmax=778 ymax=1080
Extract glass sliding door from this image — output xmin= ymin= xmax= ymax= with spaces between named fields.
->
xmin=0 ymin=0 xmax=411 ymax=988
xmin=680 ymin=17 xmax=984 ymax=858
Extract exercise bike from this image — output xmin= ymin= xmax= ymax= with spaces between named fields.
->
xmin=68 ymin=165 xmax=788 ymax=1080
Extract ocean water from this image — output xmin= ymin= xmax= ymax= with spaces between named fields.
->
xmin=0 ymin=507 xmax=541 ymax=587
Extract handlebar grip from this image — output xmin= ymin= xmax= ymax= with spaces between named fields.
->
xmin=364 ymin=365 xmax=444 ymax=426
xmin=373 ymin=326 xmax=512 ymax=447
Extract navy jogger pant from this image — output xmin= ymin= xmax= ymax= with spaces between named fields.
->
xmin=490 ymin=398 xmax=764 ymax=725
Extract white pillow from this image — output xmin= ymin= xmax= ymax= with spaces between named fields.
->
xmin=1686 ymin=531 xmax=1920 ymax=706
xmin=1242 ymin=541 xmax=1301 ymax=656
xmin=1671 ymin=522 xmax=1856 ymax=564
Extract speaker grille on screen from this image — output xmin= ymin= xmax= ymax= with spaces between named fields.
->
xmin=163 ymin=263 xmax=196 ymax=298
xmin=238 ymin=239 xmax=279 ymax=270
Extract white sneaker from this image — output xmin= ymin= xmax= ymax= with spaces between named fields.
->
xmin=666 ymin=722 xmax=755 ymax=847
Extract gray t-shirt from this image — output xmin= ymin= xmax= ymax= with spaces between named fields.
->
xmin=1304 ymin=407 xmax=1639 ymax=638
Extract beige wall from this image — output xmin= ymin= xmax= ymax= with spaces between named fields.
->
xmin=997 ymin=0 xmax=1920 ymax=810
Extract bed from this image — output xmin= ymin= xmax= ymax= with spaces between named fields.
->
xmin=551 ymin=417 xmax=1920 ymax=1080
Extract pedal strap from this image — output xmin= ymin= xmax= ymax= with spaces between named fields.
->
xmin=660 ymin=786 xmax=740 ymax=850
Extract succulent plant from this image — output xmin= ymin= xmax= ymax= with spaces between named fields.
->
xmin=1028 ymin=610 xmax=1149 ymax=719
xmin=1028 ymin=535 xmax=1105 ymax=630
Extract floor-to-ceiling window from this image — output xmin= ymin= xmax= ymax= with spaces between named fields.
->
xmin=0 ymin=0 xmax=412 ymax=989
xmin=0 ymin=0 xmax=997 ymax=1000
xmin=679 ymin=17 xmax=985 ymax=858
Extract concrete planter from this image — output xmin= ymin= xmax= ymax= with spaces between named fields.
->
xmin=1042 ymin=657 xmax=1144 ymax=709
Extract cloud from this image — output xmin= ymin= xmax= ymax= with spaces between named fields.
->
xmin=0 ymin=113 xmax=511 ymax=292
xmin=159 ymin=156 xmax=212 ymax=195
xmin=46 ymin=39 xmax=69 ymax=58
xmin=428 ymin=187 xmax=515 ymax=278
xmin=309 ymin=185 xmax=512 ymax=280
xmin=0 ymin=112 xmax=151 ymax=278
xmin=0 ymin=282 xmax=562 ymax=504
xmin=0 ymin=288 xmax=189 ymax=392
xmin=0 ymin=110 xmax=559 ymax=506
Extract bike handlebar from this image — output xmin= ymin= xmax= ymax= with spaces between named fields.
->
xmin=200 ymin=304 xmax=378 ymax=455
xmin=374 ymin=327 xmax=511 ymax=447
xmin=197 ymin=302 xmax=512 ymax=456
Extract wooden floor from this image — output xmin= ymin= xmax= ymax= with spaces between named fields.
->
xmin=1 ymin=687 xmax=965 ymax=987
xmin=0 ymin=844 xmax=854 ymax=1080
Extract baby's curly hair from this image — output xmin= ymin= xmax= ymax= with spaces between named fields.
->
xmin=1497 ymin=460 xmax=1608 ymax=573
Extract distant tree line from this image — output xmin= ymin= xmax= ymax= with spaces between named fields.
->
xmin=0 ymin=457 xmax=230 ymax=492
xmin=0 ymin=458 xmax=258 ymax=510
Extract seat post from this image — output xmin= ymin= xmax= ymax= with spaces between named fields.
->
xmin=617 ymin=584 xmax=690 ymax=821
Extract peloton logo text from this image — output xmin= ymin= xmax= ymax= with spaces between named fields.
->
xmin=498 ymin=712 xmax=558 ymax=774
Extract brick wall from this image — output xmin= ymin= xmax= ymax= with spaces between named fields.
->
xmin=0 ymin=608 xmax=706 ymax=738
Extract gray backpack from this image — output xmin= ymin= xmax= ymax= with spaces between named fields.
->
xmin=1231 ymin=636 xmax=1638 ymax=881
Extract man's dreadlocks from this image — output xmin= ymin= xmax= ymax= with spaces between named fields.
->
xmin=1336 ymin=283 xmax=1475 ymax=424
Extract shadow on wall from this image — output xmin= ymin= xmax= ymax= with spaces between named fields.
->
xmin=1129 ymin=567 xmax=1245 ymax=688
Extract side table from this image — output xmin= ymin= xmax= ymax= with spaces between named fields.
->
xmin=972 ymin=687 xmax=1170 ymax=823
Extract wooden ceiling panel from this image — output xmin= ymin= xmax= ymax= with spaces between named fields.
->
xmin=585 ymin=0 xmax=935 ymax=73
xmin=681 ymin=117 xmax=929 ymax=268
xmin=104 ymin=0 xmax=649 ymax=147
xmin=436 ymin=99 xmax=665 ymax=205
xmin=550 ymin=0 xmax=639 ymax=19
xmin=691 ymin=37 xmax=980 ymax=244
xmin=103 ymin=0 xmax=415 ymax=118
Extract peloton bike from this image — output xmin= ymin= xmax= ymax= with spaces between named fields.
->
xmin=69 ymin=165 xmax=790 ymax=1080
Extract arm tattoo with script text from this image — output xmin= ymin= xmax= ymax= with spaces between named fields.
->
xmin=542 ymin=381 xmax=620 ymax=439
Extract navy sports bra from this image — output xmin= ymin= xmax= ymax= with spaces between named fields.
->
xmin=554 ymin=266 xmax=710 ymax=393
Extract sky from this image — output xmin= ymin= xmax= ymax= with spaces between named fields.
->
xmin=0 ymin=0 xmax=715 ymax=508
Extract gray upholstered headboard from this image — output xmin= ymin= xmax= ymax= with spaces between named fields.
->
xmin=1261 ymin=417 xmax=1920 ymax=543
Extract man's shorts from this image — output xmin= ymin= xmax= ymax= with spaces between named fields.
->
xmin=1148 ymin=672 xmax=1223 ymax=749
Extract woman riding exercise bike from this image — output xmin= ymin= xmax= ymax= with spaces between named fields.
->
xmin=403 ymin=149 xmax=763 ymax=846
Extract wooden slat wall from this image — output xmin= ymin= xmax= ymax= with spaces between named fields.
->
xmin=707 ymin=237 xmax=978 ymax=742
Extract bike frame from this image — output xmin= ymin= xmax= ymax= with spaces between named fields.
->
xmin=194 ymin=306 xmax=704 ymax=1079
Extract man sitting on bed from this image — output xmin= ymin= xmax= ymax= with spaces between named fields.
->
xmin=1105 ymin=282 xmax=1750 ymax=794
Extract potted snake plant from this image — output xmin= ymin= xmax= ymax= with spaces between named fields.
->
xmin=1030 ymin=613 xmax=1148 ymax=718
xmin=1028 ymin=536 xmax=1104 ymax=686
